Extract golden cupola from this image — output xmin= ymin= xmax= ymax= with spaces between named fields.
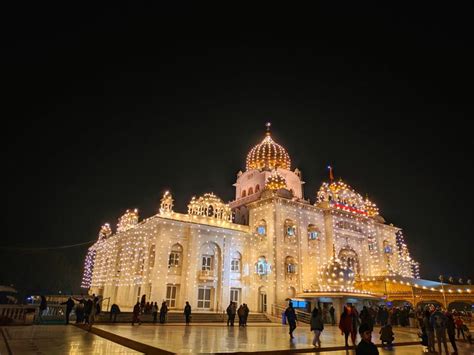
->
xmin=246 ymin=123 xmax=291 ymax=171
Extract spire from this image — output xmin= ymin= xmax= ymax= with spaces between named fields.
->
xmin=265 ymin=122 xmax=271 ymax=136
xmin=328 ymin=165 xmax=334 ymax=182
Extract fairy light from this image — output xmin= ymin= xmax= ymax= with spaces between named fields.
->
xmin=84 ymin=125 xmax=427 ymax=310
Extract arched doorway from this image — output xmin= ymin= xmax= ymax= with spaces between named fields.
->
xmin=448 ymin=301 xmax=473 ymax=312
xmin=258 ymin=286 xmax=267 ymax=313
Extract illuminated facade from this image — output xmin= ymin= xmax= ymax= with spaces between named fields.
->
xmin=83 ymin=123 xmax=423 ymax=313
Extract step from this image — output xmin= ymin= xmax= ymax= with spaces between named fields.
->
xmin=95 ymin=311 xmax=271 ymax=323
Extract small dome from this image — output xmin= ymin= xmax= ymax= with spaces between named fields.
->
xmin=246 ymin=123 xmax=291 ymax=171
xmin=318 ymin=246 xmax=355 ymax=291
xmin=265 ymin=170 xmax=287 ymax=191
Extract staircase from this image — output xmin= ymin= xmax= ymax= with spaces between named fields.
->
xmin=96 ymin=311 xmax=271 ymax=324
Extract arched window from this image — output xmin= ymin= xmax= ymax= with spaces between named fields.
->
xmin=284 ymin=219 xmax=297 ymax=238
xmin=168 ymin=243 xmax=183 ymax=268
xmin=383 ymin=240 xmax=392 ymax=254
xmin=285 ymin=256 xmax=297 ymax=274
xmin=307 ymin=224 xmax=320 ymax=240
xmin=241 ymin=190 xmax=247 ymax=198
xmin=255 ymin=184 xmax=260 ymax=192
xmin=231 ymin=251 xmax=241 ymax=272
xmin=256 ymin=256 xmax=268 ymax=276
xmin=248 ymin=187 xmax=253 ymax=195
xmin=256 ymin=219 xmax=267 ymax=236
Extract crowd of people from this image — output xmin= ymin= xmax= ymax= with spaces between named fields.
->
xmin=282 ymin=301 xmax=472 ymax=354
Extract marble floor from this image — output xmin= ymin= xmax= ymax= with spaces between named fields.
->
xmin=94 ymin=323 xmax=423 ymax=354
xmin=3 ymin=324 xmax=472 ymax=354
xmin=0 ymin=325 xmax=139 ymax=354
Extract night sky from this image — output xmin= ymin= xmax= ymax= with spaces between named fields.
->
xmin=2 ymin=3 xmax=473 ymax=295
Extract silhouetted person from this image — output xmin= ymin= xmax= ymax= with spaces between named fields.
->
xmin=84 ymin=298 xmax=93 ymax=324
xmin=152 ymin=302 xmax=158 ymax=323
xmin=329 ymin=305 xmax=335 ymax=325
xmin=160 ymin=301 xmax=168 ymax=324
xmin=60 ymin=297 xmax=75 ymax=324
xmin=226 ymin=302 xmax=236 ymax=326
xmin=243 ymin=303 xmax=249 ymax=326
xmin=184 ymin=301 xmax=191 ymax=325
xmin=132 ymin=302 xmax=141 ymax=325
xmin=110 ymin=303 xmax=120 ymax=323
xmin=285 ymin=301 xmax=297 ymax=339
xmin=39 ymin=295 xmax=47 ymax=323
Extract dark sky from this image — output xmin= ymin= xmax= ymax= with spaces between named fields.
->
xmin=2 ymin=3 xmax=473 ymax=294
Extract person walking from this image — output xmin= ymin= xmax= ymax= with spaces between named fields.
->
xmin=423 ymin=309 xmax=435 ymax=353
xmin=60 ymin=297 xmax=75 ymax=325
xmin=132 ymin=302 xmax=141 ymax=325
xmin=140 ymin=295 xmax=146 ymax=314
xmin=329 ymin=305 xmax=335 ymax=325
xmin=152 ymin=302 xmax=158 ymax=324
xmin=75 ymin=299 xmax=85 ymax=324
xmin=445 ymin=312 xmax=458 ymax=354
xmin=455 ymin=316 xmax=465 ymax=340
xmin=159 ymin=300 xmax=168 ymax=324
xmin=310 ymin=307 xmax=324 ymax=347
xmin=339 ymin=305 xmax=356 ymax=347
xmin=110 ymin=303 xmax=120 ymax=323
xmin=84 ymin=298 xmax=93 ymax=324
xmin=184 ymin=301 xmax=192 ymax=325
xmin=285 ymin=301 xmax=298 ymax=339
xmin=359 ymin=306 xmax=373 ymax=331
xmin=430 ymin=307 xmax=449 ymax=354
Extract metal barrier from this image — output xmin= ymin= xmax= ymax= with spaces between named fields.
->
xmin=272 ymin=304 xmax=311 ymax=324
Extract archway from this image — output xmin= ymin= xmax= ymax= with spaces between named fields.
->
xmin=448 ymin=301 xmax=473 ymax=312
xmin=258 ymin=286 xmax=267 ymax=313
xmin=338 ymin=247 xmax=360 ymax=274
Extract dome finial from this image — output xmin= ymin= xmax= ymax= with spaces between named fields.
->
xmin=265 ymin=122 xmax=271 ymax=136
xmin=328 ymin=165 xmax=334 ymax=182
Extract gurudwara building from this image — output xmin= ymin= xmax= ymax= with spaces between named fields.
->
xmin=83 ymin=124 xmax=442 ymax=315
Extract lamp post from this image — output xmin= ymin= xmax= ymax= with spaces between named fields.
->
xmin=439 ymin=275 xmax=447 ymax=309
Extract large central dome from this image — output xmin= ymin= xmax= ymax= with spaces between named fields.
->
xmin=245 ymin=123 xmax=291 ymax=171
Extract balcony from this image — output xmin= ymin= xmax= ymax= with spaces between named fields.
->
xmin=198 ymin=269 xmax=216 ymax=281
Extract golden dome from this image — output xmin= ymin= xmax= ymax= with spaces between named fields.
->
xmin=246 ymin=123 xmax=291 ymax=171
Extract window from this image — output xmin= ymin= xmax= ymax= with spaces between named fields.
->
xmin=248 ymin=187 xmax=253 ymax=195
xmin=230 ymin=288 xmax=240 ymax=303
xmin=256 ymin=219 xmax=267 ymax=236
xmin=255 ymin=184 xmax=260 ymax=192
xmin=285 ymin=256 xmax=297 ymax=274
xmin=166 ymin=285 xmax=178 ymax=308
xmin=230 ymin=252 xmax=241 ymax=272
xmin=202 ymin=255 xmax=213 ymax=271
xmin=383 ymin=240 xmax=392 ymax=254
xmin=197 ymin=287 xmax=211 ymax=309
xmin=168 ymin=244 xmax=183 ymax=268
xmin=256 ymin=256 xmax=268 ymax=275
xmin=284 ymin=219 xmax=296 ymax=238
xmin=241 ymin=190 xmax=246 ymax=197
xmin=307 ymin=225 xmax=320 ymax=240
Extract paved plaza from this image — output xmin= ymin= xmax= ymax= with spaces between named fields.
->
xmin=94 ymin=323 xmax=422 ymax=354
xmin=2 ymin=323 xmax=473 ymax=354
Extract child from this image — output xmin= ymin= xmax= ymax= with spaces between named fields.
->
xmin=380 ymin=323 xmax=394 ymax=348
xmin=462 ymin=324 xmax=473 ymax=344
xmin=356 ymin=323 xmax=379 ymax=355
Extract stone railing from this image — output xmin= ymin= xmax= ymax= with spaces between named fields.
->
xmin=0 ymin=305 xmax=38 ymax=325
